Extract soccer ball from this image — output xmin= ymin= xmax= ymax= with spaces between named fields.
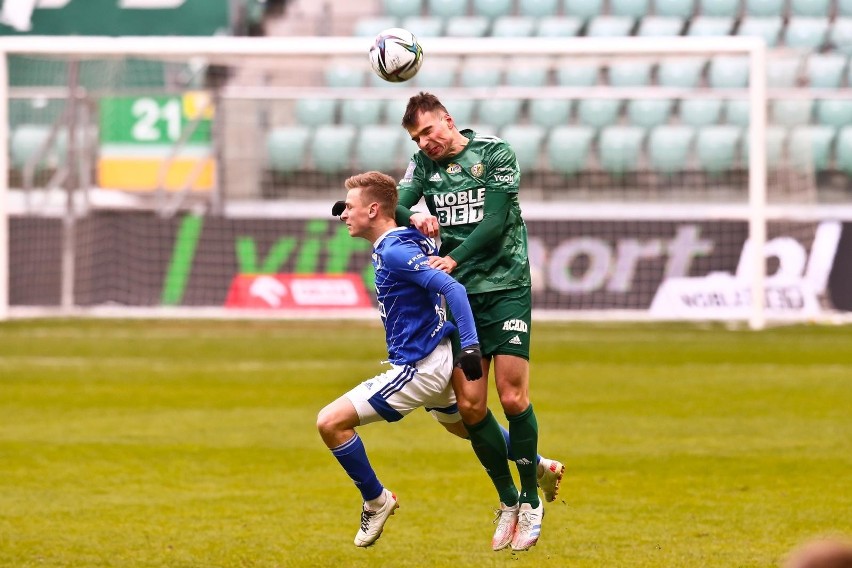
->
xmin=369 ymin=27 xmax=423 ymax=83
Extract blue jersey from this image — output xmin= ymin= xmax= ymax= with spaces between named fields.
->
xmin=373 ymin=227 xmax=478 ymax=365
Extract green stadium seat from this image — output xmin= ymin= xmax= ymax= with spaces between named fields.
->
xmin=836 ymin=126 xmax=852 ymax=174
xmin=383 ymin=98 xmax=409 ymax=124
xmin=473 ymin=0 xmax=513 ymax=18
xmin=815 ymin=99 xmax=852 ymax=128
xmin=627 ymin=99 xmax=674 ymax=128
xmin=9 ymin=55 xmax=67 ymax=87
xmin=770 ymin=99 xmax=814 ymax=127
xmin=767 ymin=56 xmax=802 ymax=87
xmin=737 ymin=17 xmax=783 ymax=47
xmin=402 ymin=16 xmax=445 ymax=37
xmin=506 ymin=59 xmax=550 ymax=86
xmin=637 ymin=16 xmax=685 ymax=36
xmin=499 ymin=124 xmax=546 ymax=171
xmin=340 ymin=99 xmax=384 ymax=126
xmin=529 ymin=99 xmax=573 ymax=127
xmin=445 ymin=16 xmax=491 ymax=36
xmin=784 ymin=17 xmax=830 ymax=49
xmin=679 ymin=99 xmax=723 ymax=126
xmin=383 ymin=0 xmax=424 ymax=18
xmin=696 ymin=125 xmax=742 ymax=173
xmin=599 ymin=126 xmax=646 ymax=174
xmin=788 ymin=125 xmax=836 ymax=172
xmin=830 ymin=18 xmax=852 ymax=54
xmin=536 ymin=17 xmax=583 ymax=36
xmin=654 ymin=0 xmax=695 ymax=18
xmin=657 ymin=58 xmax=706 ymax=87
xmin=491 ymin=17 xmax=536 ymax=37
xmin=444 ymin=98 xmax=476 ymax=123
xmin=519 ymin=0 xmax=560 ymax=17
xmin=556 ymin=60 xmax=599 ymax=86
xmin=10 ymin=124 xmax=66 ymax=170
xmin=311 ymin=125 xmax=356 ymax=173
xmin=609 ymin=61 xmax=653 ymax=86
xmin=790 ymin=0 xmax=830 ymax=16
xmin=266 ymin=126 xmax=311 ymax=173
xmin=648 ymin=125 xmax=695 ymax=173
xmin=806 ymin=54 xmax=848 ymax=89
xmin=414 ymin=57 xmax=457 ymax=87
xmin=708 ymin=56 xmax=749 ymax=88
xmin=564 ymin=0 xmax=605 ymax=19
xmin=459 ymin=58 xmax=502 ymax=87
xmin=725 ymin=99 xmax=750 ymax=126
xmin=745 ymin=0 xmax=783 ymax=16
xmin=356 ymin=125 xmax=405 ymax=171
xmin=295 ymin=98 xmax=336 ymax=126
xmin=698 ymin=0 xmax=739 ymax=17
xmin=741 ymin=125 xmax=787 ymax=167
xmin=687 ymin=16 xmax=735 ymax=36
xmin=547 ymin=126 xmax=595 ymax=174
xmin=428 ymin=0 xmax=469 ymax=17
xmin=477 ymin=99 xmax=523 ymax=127
xmin=611 ymin=0 xmax=650 ymax=18
xmin=325 ymin=63 xmax=365 ymax=88
xmin=586 ymin=16 xmax=636 ymax=37
xmin=354 ymin=17 xmax=399 ymax=37
xmin=577 ymin=99 xmax=622 ymax=128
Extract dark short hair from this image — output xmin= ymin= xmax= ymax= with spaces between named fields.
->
xmin=402 ymin=91 xmax=448 ymax=129
xmin=344 ymin=171 xmax=399 ymax=217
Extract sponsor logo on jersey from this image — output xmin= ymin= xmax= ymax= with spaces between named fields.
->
xmin=509 ymin=335 xmax=523 ymax=345
xmin=429 ymin=172 xmax=441 ymax=182
xmin=446 ymin=163 xmax=462 ymax=174
xmin=493 ymin=173 xmax=515 ymax=183
xmin=470 ymin=163 xmax=484 ymax=177
xmin=502 ymin=319 xmax=528 ymax=332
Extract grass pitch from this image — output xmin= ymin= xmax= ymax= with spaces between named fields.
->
xmin=1 ymin=319 xmax=850 ymax=567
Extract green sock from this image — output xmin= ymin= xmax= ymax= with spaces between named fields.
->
xmin=465 ymin=409 xmax=519 ymax=506
xmin=507 ymin=404 xmax=540 ymax=508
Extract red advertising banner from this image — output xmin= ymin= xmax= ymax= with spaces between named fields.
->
xmin=225 ymin=273 xmax=373 ymax=310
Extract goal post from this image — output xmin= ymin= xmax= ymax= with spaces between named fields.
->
xmin=4 ymin=34 xmax=843 ymax=328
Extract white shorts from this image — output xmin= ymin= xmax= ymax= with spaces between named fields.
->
xmin=345 ymin=338 xmax=460 ymax=425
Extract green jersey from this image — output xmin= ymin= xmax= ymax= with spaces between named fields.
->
xmin=397 ymin=129 xmax=531 ymax=294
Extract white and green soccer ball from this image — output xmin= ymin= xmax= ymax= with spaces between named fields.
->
xmin=369 ymin=27 xmax=424 ymax=83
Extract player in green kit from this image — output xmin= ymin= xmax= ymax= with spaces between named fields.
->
xmin=395 ymin=92 xmax=564 ymax=552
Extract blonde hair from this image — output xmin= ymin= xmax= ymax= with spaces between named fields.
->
xmin=343 ymin=171 xmax=399 ymax=217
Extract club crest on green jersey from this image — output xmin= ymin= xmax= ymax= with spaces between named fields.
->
xmin=470 ymin=163 xmax=484 ymax=177
xmin=445 ymin=163 xmax=462 ymax=174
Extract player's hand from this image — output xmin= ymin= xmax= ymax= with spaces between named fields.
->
xmin=428 ymin=255 xmax=457 ymax=274
xmin=410 ymin=212 xmax=440 ymax=238
xmin=456 ymin=344 xmax=483 ymax=381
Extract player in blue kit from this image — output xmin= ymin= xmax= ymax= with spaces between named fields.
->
xmin=317 ymin=171 xmax=483 ymax=547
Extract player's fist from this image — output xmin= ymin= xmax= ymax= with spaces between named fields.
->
xmin=456 ymin=344 xmax=483 ymax=381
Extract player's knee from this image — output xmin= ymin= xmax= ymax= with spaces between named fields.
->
xmin=499 ymin=389 xmax=529 ymax=416
xmin=456 ymin=398 xmax=487 ymax=423
xmin=316 ymin=406 xmax=337 ymax=436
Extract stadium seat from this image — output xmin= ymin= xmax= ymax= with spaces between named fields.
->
xmin=564 ymin=0 xmax=605 ymax=19
xmin=9 ymin=55 xmax=67 ymax=87
xmin=609 ymin=61 xmax=653 ymax=86
xmin=444 ymin=98 xmax=476 ymax=123
xmin=767 ymin=56 xmax=802 ymax=87
xmin=788 ymin=125 xmax=836 ymax=172
xmin=477 ymin=98 xmax=523 ymax=127
xmin=698 ymin=0 xmax=739 ymax=17
xmin=637 ymin=16 xmax=685 ymax=36
xmin=648 ymin=125 xmax=695 ymax=173
xmin=294 ymin=99 xmax=336 ymax=127
xmin=577 ymin=99 xmax=622 ymax=128
xmin=445 ymin=16 xmax=491 ymax=36
xmin=737 ymin=17 xmax=783 ymax=47
xmin=536 ymin=17 xmax=583 ymax=36
xmin=383 ymin=0 xmax=424 ymax=18
xmin=547 ymin=125 xmax=595 ymax=174
xmin=611 ymin=0 xmax=651 ymax=18
xmin=8 ymin=99 xmax=65 ymax=130
xmin=586 ymin=16 xmax=635 ymax=36
xmin=310 ymin=125 xmax=356 ymax=173
xmin=529 ymin=98 xmax=573 ymax=127
xmin=383 ymin=98 xmax=409 ymax=124
xmin=745 ymin=0 xmax=783 ymax=16
xmin=806 ymin=54 xmax=848 ymax=88
xmin=696 ymin=125 xmax=742 ymax=173
xmin=325 ymin=63 xmax=365 ymax=88
xmin=10 ymin=124 xmax=63 ymax=170
xmin=815 ymin=99 xmax=852 ymax=128
xmin=499 ymin=124 xmax=546 ymax=170
xmin=679 ymin=99 xmax=723 ymax=126
xmin=465 ymin=123 xmax=499 ymax=136
xmin=473 ymin=0 xmax=513 ymax=18
xmin=790 ymin=0 xmax=830 ymax=16
xmin=725 ymin=99 xmax=750 ymax=126
xmin=708 ymin=56 xmax=750 ymax=88
xmin=355 ymin=125 xmax=406 ymax=171
xmin=428 ymin=0 xmax=468 ymax=18
xmin=414 ymin=56 xmax=458 ymax=87
xmin=354 ymin=17 xmax=399 ymax=37
xmin=401 ymin=16 xmax=445 ymax=37
xmin=599 ymin=126 xmax=646 ymax=174
xmin=741 ymin=125 xmax=787 ymax=167
xmin=830 ymin=18 xmax=852 ymax=54
xmin=687 ymin=16 xmax=735 ymax=36
xmin=519 ymin=0 xmax=560 ymax=17
xmin=266 ymin=126 xmax=310 ymax=173
xmin=556 ymin=60 xmax=599 ymax=86
xmin=506 ymin=58 xmax=550 ymax=86
xmin=836 ymin=126 xmax=852 ymax=174
xmin=657 ymin=57 xmax=706 ymax=87
xmin=783 ymin=18 xmax=830 ymax=49
xmin=459 ymin=57 xmax=502 ymax=87
xmin=627 ymin=99 xmax=674 ymax=128
xmin=654 ymin=0 xmax=695 ymax=18
xmin=770 ymin=99 xmax=814 ymax=127
xmin=340 ymin=99 xmax=384 ymax=126
xmin=491 ymin=16 xmax=536 ymax=37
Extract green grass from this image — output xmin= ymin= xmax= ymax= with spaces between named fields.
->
xmin=1 ymin=319 xmax=850 ymax=567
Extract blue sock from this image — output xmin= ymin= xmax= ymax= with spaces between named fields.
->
xmin=331 ymin=433 xmax=384 ymax=502
xmin=500 ymin=423 xmax=541 ymax=465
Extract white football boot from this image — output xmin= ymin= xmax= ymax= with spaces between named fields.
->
xmin=537 ymin=457 xmax=565 ymax=503
xmin=511 ymin=500 xmax=544 ymax=551
xmin=491 ymin=502 xmax=519 ymax=551
xmin=353 ymin=488 xmax=398 ymax=547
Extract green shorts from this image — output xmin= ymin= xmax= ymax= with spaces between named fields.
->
xmin=450 ymin=286 xmax=532 ymax=360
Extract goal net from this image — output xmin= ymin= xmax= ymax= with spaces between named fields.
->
xmin=1 ymin=35 xmax=849 ymax=327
